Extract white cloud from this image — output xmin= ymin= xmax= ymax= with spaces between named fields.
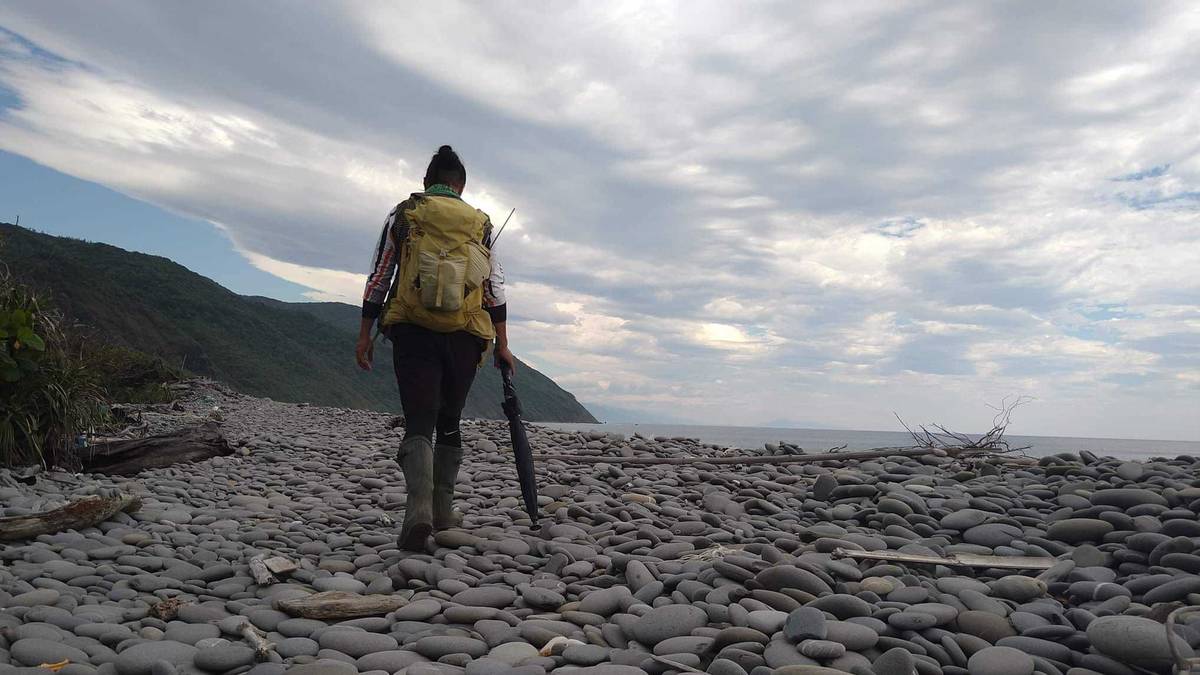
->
xmin=238 ymin=248 xmax=363 ymax=304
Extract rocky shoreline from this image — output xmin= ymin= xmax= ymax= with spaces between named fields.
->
xmin=2 ymin=381 xmax=1199 ymax=675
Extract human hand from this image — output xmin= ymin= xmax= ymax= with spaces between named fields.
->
xmin=355 ymin=334 xmax=375 ymax=371
xmin=493 ymin=345 xmax=516 ymax=374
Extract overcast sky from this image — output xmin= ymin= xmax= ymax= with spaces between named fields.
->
xmin=1 ymin=2 xmax=1197 ymax=439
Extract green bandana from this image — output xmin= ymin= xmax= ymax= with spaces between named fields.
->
xmin=425 ymin=184 xmax=460 ymax=198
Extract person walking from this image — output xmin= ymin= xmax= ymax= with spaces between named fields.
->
xmin=356 ymin=145 xmax=515 ymax=550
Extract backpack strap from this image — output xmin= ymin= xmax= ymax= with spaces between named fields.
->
xmin=481 ymin=214 xmax=494 ymax=248
xmin=374 ymin=200 xmax=412 ymax=343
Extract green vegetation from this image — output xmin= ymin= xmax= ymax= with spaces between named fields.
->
xmin=0 ymin=267 xmax=108 ymax=467
xmin=1 ymin=223 xmax=596 ymax=423
xmin=84 ymin=342 xmax=182 ymax=404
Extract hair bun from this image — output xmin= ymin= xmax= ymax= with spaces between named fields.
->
xmin=437 ymin=145 xmax=454 ymax=155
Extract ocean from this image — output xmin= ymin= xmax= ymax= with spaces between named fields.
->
xmin=536 ymin=422 xmax=1200 ymax=461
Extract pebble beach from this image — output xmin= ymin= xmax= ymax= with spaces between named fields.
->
xmin=3 ymin=381 xmax=1200 ymax=675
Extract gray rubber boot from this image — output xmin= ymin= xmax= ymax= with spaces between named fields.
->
xmin=397 ymin=435 xmax=434 ymax=550
xmin=432 ymin=444 xmax=464 ymax=530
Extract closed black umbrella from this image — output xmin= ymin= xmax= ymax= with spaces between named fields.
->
xmin=500 ymin=364 xmax=539 ymax=522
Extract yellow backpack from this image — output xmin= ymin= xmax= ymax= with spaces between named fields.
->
xmin=381 ymin=193 xmax=495 ymax=340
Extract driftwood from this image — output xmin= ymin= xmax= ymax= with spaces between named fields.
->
xmin=249 ymin=555 xmax=297 ymax=586
xmin=534 ymin=446 xmax=987 ymax=466
xmin=248 ymin=555 xmax=278 ymax=585
xmin=80 ymin=422 xmax=232 ymax=475
xmin=0 ymin=492 xmax=142 ymax=542
xmin=149 ymin=598 xmax=188 ymax=620
xmin=646 ymin=655 xmax=705 ymax=673
xmin=896 ymin=396 xmax=1033 ymax=456
xmin=233 ymin=618 xmax=277 ymax=662
xmin=832 ymin=547 xmax=1056 ymax=571
xmin=277 ymin=591 xmax=406 ymax=619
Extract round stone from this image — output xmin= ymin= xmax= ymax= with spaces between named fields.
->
xmin=824 ymin=621 xmax=877 ymax=651
xmin=579 ymin=588 xmax=628 ymax=617
xmin=312 ymin=576 xmax=367 ymax=594
xmin=625 ymin=561 xmax=656 ymax=591
xmin=277 ymin=619 xmax=327 ymax=638
xmin=708 ymin=659 xmax=751 ymax=675
xmin=907 ymin=603 xmax=957 ymax=625
xmin=1143 ymin=576 xmax=1200 ymax=604
xmin=968 ymin=646 xmax=1033 ymax=675
xmin=860 ymin=578 xmax=896 ymax=596
xmin=177 ymin=605 xmax=230 ymax=624
xmin=877 ymin=498 xmax=913 ymax=516
xmin=783 ymin=608 xmax=827 ymax=642
xmin=245 ymin=609 xmax=290 ymax=632
xmin=940 ymin=509 xmax=992 ymax=530
xmin=487 ymin=641 xmax=539 ymax=666
xmin=394 ymin=599 xmax=442 ymax=621
xmin=558 ymin=667 xmax=645 ymax=675
xmin=276 ymin=638 xmax=320 ymax=659
xmin=1046 ymin=518 xmax=1114 ymax=544
xmin=284 ymin=659 xmax=357 ymax=675
xmin=887 ymin=612 xmax=938 ymax=631
xmin=4 ymin=589 xmax=62 ymax=608
xmin=163 ymin=623 xmax=220 ymax=645
xmin=988 ymin=576 xmax=1047 ymax=602
xmin=955 ymin=611 xmax=1016 ymax=643
xmin=746 ymin=610 xmax=789 ymax=635
xmin=194 ymin=645 xmax=256 ymax=672
xmin=11 ymin=639 xmax=91 ymax=667
xmin=799 ymin=640 xmax=845 ymax=660
xmin=631 ymin=605 xmax=708 ymax=646
xmin=1087 ymin=615 xmax=1194 ymax=669
xmin=873 ymin=647 xmax=915 ymax=675
xmin=563 ymin=643 xmax=609 ymax=666
xmin=1116 ymin=462 xmax=1144 ymax=480
xmin=807 ymin=595 xmax=871 ymax=620
xmin=452 ymin=587 xmax=517 ymax=609
xmin=963 ymin=523 xmax=1023 ymax=549
xmin=995 ymin=636 xmax=1072 ymax=663
xmin=755 ymin=566 xmax=831 ymax=596
xmin=318 ymin=630 xmax=399 ymax=658
xmin=813 ymin=474 xmax=837 ymax=501
xmin=1090 ymin=488 xmax=1167 ymax=508
xmin=414 ymin=636 xmax=489 ymax=660
xmin=355 ymin=650 xmax=425 ymax=673
xmin=114 ymin=641 xmax=199 ymax=675
xmin=712 ymin=627 xmax=771 ymax=650
xmin=434 ymin=530 xmax=483 ymax=549
xmin=521 ymin=585 xmax=565 ymax=610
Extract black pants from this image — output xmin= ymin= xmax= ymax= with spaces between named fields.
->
xmin=390 ymin=323 xmax=486 ymax=448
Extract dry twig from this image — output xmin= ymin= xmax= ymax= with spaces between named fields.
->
xmin=895 ymin=395 xmax=1033 ymax=456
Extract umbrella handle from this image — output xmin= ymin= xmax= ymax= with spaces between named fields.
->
xmin=499 ymin=364 xmax=521 ymax=416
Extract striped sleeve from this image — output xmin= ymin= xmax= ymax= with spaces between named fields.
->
xmin=482 ymin=222 xmax=507 ymax=323
xmin=361 ymin=205 xmax=401 ymax=319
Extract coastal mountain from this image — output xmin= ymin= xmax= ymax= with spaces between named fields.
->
xmin=0 ymin=223 xmax=597 ymax=422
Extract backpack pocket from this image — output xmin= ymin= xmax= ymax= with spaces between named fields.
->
xmin=464 ymin=240 xmax=491 ymax=291
xmin=418 ymin=249 xmax=467 ymax=312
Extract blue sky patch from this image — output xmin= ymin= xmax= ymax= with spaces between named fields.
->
xmin=1108 ymin=163 xmax=1166 ymax=181
xmin=875 ymin=217 xmax=925 ymax=238
xmin=0 ymin=150 xmax=312 ymax=301
xmin=1112 ymin=163 xmax=1170 ymax=182
xmin=1118 ymin=189 xmax=1200 ymax=211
